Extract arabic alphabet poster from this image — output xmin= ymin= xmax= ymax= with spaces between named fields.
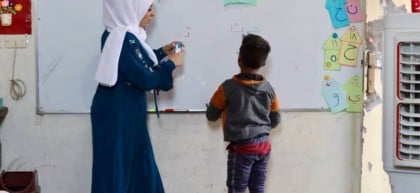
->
xmin=322 ymin=75 xmax=347 ymax=113
xmin=344 ymin=74 xmax=363 ymax=112
xmin=323 ymin=33 xmax=342 ymax=71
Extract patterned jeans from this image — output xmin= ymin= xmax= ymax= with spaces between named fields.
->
xmin=226 ymin=151 xmax=270 ymax=193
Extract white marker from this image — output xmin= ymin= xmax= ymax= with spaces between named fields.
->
xmin=175 ymin=42 xmax=182 ymax=53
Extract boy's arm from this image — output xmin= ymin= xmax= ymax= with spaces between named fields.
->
xmin=269 ymin=94 xmax=281 ymax=128
xmin=206 ymin=103 xmax=222 ymax=121
xmin=270 ymin=111 xmax=281 ymax=128
xmin=206 ymin=85 xmax=225 ymax=121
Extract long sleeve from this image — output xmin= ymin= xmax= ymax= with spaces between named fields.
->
xmin=119 ymin=33 xmax=176 ymax=91
xmin=269 ymin=111 xmax=280 ymax=128
xmin=206 ymin=84 xmax=225 ymax=121
xmin=269 ymin=85 xmax=281 ymax=128
xmin=154 ymin=47 xmax=167 ymax=61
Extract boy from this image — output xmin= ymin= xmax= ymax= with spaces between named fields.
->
xmin=206 ymin=34 xmax=281 ymax=193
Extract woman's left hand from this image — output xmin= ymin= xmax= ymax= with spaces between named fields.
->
xmin=163 ymin=41 xmax=184 ymax=55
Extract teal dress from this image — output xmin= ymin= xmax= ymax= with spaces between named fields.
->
xmin=90 ymin=31 xmax=175 ymax=193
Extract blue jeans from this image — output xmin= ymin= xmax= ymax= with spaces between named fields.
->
xmin=226 ymin=151 xmax=270 ymax=193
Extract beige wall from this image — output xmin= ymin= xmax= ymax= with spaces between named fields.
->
xmin=362 ymin=1 xmax=410 ymax=193
xmin=366 ymin=0 xmax=411 ymax=21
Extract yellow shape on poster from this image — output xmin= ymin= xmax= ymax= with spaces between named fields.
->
xmin=14 ymin=4 xmax=23 ymax=12
xmin=339 ymin=26 xmax=362 ymax=67
xmin=323 ymin=33 xmax=342 ymax=71
xmin=344 ymin=74 xmax=363 ymax=112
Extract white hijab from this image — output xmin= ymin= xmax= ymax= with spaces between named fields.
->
xmin=95 ymin=0 xmax=158 ymax=86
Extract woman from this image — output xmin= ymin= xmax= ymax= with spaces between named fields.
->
xmin=90 ymin=0 xmax=184 ymax=192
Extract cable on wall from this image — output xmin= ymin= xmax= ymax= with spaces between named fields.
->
xmin=9 ymin=45 xmax=26 ymax=101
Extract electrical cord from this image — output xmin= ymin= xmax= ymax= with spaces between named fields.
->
xmin=9 ymin=46 xmax=26 ymax=101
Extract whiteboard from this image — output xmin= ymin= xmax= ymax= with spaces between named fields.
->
xmin=36 ymin=0 xmax=364 ymax=114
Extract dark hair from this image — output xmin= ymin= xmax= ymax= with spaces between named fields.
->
xmin=239 ymin=34 xmax=271 ymax=69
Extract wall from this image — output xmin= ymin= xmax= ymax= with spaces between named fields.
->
xmin=361 ymin=63 xmax=391 ymax=193
xmin=0 ymin=3 xmax=362 ymax=193
xmin=0 ymin=40 xmax=363 ymax=193
xmin=361 ymin=1 xmax=411 ymax=193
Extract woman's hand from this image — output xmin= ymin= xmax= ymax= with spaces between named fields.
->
xmin=163 ymin=41 xmax=184 ymax=55
xmin=163 ymin=41 xmax=185 ymax=67
xmin=168 ymin=51 xmax=184 ymax=68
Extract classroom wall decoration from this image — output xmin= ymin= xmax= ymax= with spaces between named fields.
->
xmin=338 ymin=26 xmax=363 ymax=67
xmin=344 ymin=74 xmax=363 ymax=112
xmin=321 ymin=75 xmax=347 ymax=113
xmin=325 ymin=0 xmax=350 ymax=29
xmin=323 ymin=33 xmax=342 ymax=71
xmin=346 ymin=0 xmax=364 ymax=23
xmin=0 ymin=0 xmax=31 ymax=34
xmin=36 ymin=0 xmax=364 ymax=113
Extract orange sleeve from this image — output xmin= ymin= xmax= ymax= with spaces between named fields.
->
xmin=210 ymin=85 xmax=226 ymax=110
xmin=271 ymin=95 xmax=280 ymax=112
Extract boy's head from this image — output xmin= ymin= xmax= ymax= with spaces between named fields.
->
xmin=238 ymin=34 xmax=271 ymax=70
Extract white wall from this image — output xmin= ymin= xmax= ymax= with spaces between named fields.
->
xmin=0 ymin=5 xmax=363 ymax=193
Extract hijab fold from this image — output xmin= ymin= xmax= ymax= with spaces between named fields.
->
xmin=95 ymin=0 xmax=157 ymax=86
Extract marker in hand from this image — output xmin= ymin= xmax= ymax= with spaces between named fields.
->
xmin=174 ymin=42 xmax=182 ymax=53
